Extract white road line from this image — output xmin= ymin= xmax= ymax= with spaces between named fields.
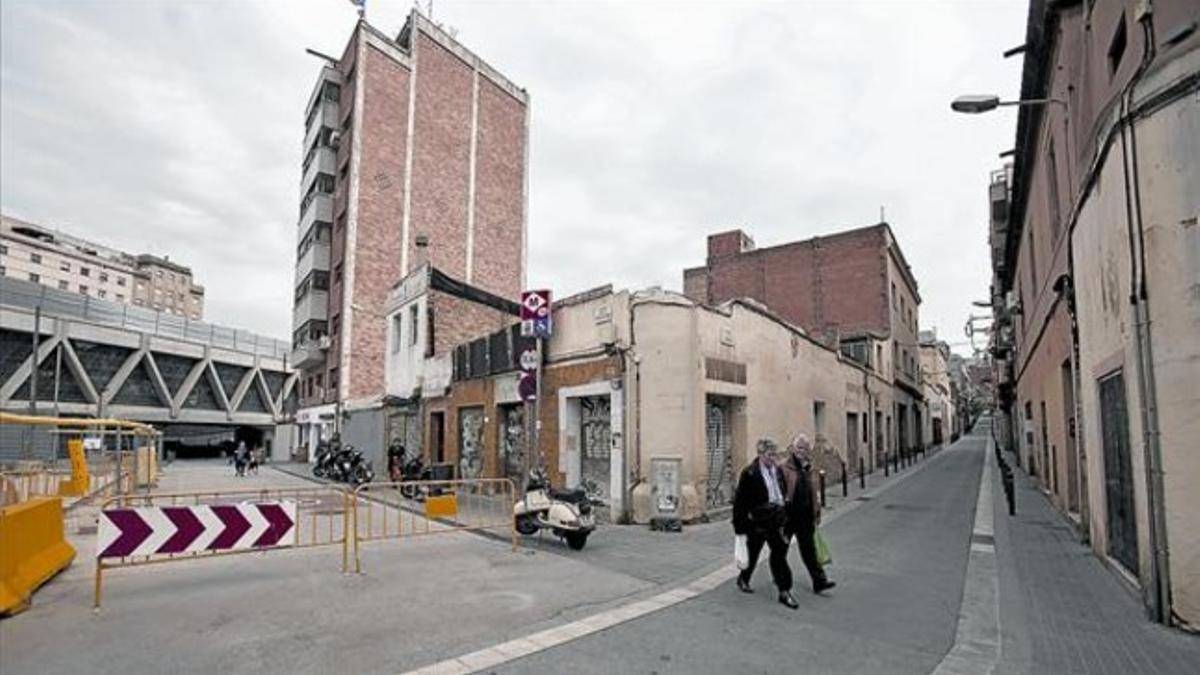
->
xmin=931 ymin=440 xmax=1001 ymax=675
xmin=400 ymin=447 xmax=959 ymax=675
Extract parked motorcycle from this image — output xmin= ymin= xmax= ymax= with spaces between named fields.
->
xmin=312 ymin=441 xmax=340 ymax=479
xmin=397 ymin=454 xmax=445 ymax=499
xmin=513 ymin=468 xmax=599 ymax=550
xmin=329 ymin=446 xmax=374 ymax=486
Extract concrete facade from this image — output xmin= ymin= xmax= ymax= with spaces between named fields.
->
xmin=988 ymin=0 xmax=1200 ymax=627
xmin=423 ymin=285 xmax=881 ymax=524
xmin=920 ymin=333 xmax=954 ymax=448
xmin=290 ymin=11 xmax=528 ymax=454
xmin=683 ymin=223 xmax=926 ymax=460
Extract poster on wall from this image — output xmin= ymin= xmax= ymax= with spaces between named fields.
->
xmin=651 ymin=457 xmax=682 ymax=516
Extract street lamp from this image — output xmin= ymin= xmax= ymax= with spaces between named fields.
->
xmin=950 ymin=94 xmax=1066 ymax=114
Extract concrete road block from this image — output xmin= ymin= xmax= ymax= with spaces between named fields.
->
xmin=0 ymin=497 xmax=76 ymax=616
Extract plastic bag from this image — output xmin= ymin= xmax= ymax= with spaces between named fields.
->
xmin=814 ymin=529 xmax=833 ymax=567
xmin=734 ymin=534 xmax=750 ymax=570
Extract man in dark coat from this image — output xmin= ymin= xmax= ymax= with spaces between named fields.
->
xmin=781 ymin=433 xmax=836 ymax=594
xmin=733 ymin=438 xmax=799 ymax=609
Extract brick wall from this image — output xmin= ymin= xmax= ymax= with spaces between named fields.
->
xmin=409 ymin=33 xmax=473 ymax=282
xmin=685 ymin=225 xmax=890 ymax=338
xmin=429 ymin=289 xmax=517 ymax=356
xmin=470 ymin=78 xmax=525 ymax=301
xmin=347 ymin=45 xmax=410 ymax=400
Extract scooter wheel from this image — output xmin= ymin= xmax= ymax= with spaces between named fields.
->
xmin=515 ymin=514 xmax=539 ymax=536
xmin=565 ymin=531 xmax=589 ymax=550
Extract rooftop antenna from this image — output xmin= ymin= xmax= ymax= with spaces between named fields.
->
xmin=880 ymin=205 xmax=886 ymax=222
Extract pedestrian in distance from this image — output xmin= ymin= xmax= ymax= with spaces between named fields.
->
xmin=234 ymin=440 xmax=248 ymax=477
xmin=732 ymin=438 xmax=800 ymax=609
xmin=781 ymin=433 xmax=836 ymax=594
xmin=248 ymin=446 xmax=260 ymax=476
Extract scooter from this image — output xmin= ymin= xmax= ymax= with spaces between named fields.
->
xmin=312 ymin=442 xmax=339 ymax=479
xmin=397 ymin=454 xmax=445 ymax=499
xmin=513 ymin=468 xmax=599 ymax=550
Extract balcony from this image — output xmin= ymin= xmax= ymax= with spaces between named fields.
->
xmin=303 ymin=100 xmax=339 ymax=156
xmin=295 ymin=240 xmax=330 ymax=283
xmin=291 ymin=341 xmax=327 ymax=370
xmin=300 ymin=147 xmax=336 ymax=199
xmin=292 ymin=289 xmax=329 ymax=329
xmin=298 ymin=192 xmax=333 ymax=234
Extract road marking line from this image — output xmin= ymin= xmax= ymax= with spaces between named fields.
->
xmin=931 ymin=437 xmax=1001 ymax=675
xmin=399 ymin=444 xmax=965 ymax=675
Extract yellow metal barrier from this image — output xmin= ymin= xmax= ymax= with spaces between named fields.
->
xmin=0 ymin=497 xmax=77 ymax=616
xmin=94 ymin=485 xmax=352 ymax=608
xmin=350 ymin=478 xmax=517 ymax=573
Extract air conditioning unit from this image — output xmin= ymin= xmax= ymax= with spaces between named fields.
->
xmin=329 ymin=131 xmax=341 ymax=149
xmin=318 ymin=335 xmax=332 ymax=350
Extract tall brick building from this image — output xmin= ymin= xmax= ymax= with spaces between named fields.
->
xmin=683 ymin=223 xmax=926 ymax=459
xmin=291 ymin=11 xmax=527 ymax=455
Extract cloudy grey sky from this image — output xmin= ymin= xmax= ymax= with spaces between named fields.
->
xmin=1 ymin=0 xmax=1025 ymax=352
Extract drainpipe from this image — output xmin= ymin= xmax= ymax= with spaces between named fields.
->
xmin=1117 ymin=7 xmax=1171 ymax=625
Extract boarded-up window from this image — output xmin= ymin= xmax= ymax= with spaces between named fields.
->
xmin=704 ymin=358 xmax=746 ymax=385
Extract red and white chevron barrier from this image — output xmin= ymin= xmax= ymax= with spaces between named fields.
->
xmin=97 ymin=502 xmax=297 ymax=559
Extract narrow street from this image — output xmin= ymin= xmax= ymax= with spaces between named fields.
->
xmin=489 ymin=432 xmax=987 ymax=674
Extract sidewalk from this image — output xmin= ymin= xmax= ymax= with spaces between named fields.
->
xmin=993 ymin=451 xmax=1200 ymax=674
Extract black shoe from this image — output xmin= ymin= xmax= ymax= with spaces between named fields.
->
xmin=736 ymin=577 xmax=754 ymax=594
xmin=778 ymin=591 xmax=799 ymax=609
xmin=813 ymin=580 xmax=837 ymax=594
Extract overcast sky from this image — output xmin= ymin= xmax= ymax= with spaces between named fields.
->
xmin=1 ymin=0 xmax=1026 ymax=353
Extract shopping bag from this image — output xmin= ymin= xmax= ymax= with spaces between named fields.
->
xmin=814 ymin=529 xmax=833 ymax=567
xmin=734 ymin=534 xmax=750 ymax=570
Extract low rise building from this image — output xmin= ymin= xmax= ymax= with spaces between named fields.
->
xmin=424 ymin=285 xmax=880 ymax=524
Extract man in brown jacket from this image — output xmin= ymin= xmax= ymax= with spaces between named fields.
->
xmin=781 ymin=433 xmax=835 ymax=594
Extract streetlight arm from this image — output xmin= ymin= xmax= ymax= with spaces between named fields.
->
xmin=996 ymin=98 xmax=1067 ymax=109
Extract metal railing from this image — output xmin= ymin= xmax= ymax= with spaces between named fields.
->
xmin=349 ymin=478 xmax=517 ymax=573
xmin=0 ymin=276 xmax=289 ymax=359
xmin=94 ymin=485 xmax=353 ymax=608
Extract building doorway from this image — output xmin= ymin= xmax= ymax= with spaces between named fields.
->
xmin=429 ymin=411 xmax=445 ymax=464
xmin=1061 ymin=360 xmax=1080 ymax=515
xmin=579 ymin=395 xmax=611 ymax=506
xmin=458 ymin=406 xmax=484 ymax=480
xmin=497 ymin=403 xmax=526 ymax=482
xmin=1099 ymin=370 xmax=1138 ymax=574
xmin=845 ymin=413 xmax=860 ymax=473
xmin=705 ymin=396 xmax=736 ymax=508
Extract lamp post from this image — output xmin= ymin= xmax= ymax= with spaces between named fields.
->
xmin=950 ymin=95 xmax=1066 ymax=114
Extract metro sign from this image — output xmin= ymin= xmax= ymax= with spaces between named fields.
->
xmin=520 ymin=290 xmax=552 ymax=338
xmin=97 ymin=502 xmax=297 ymax=559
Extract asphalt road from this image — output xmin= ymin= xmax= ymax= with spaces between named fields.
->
xmin=496 ymin=435 xmax=987 ymax=675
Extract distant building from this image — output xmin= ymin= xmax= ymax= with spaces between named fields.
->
xmin=290 ymin=10 xmax=528 ymax=455
xmin=683 ymin=222 xmax=925 ymax=465
xmin=0 ymin=214 xmax=205 ymax=319
xmin=918 ymin=331 xmax=954 ymax=447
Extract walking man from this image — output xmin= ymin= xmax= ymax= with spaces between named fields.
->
xmin=733 ymin=438 xmax=799 ymax=609
xmin=781 ymin=433 xmax=836 ymax=594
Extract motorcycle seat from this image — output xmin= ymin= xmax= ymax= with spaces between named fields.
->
xmin=549 ymin=487 xmax=588 ymax=504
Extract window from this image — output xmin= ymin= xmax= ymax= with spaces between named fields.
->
xmin=891 ymin=282 xmax=897 ymax=309
xmin=1108 ymin=13 xmax=1127 ymax=77
xmin=0 ymin=265 xmax=5 ymax=276
xmin=0 ymin=243 xmax=7 ymax=254
xmin=80 ymin=266 xmax=90 ymax=277
xmin=79 ymin=285 xmax=88 ymax=295
xmin=60 ymin=261 xmax=71 ymax=272
xmin=410 ymin=305 xmax=420 ymax=346
xmin=98 ymin=289 xmax=107 ymax=299
xmin=392 ymin=314 xmax=403 ymax=353
xmin=118 ymin=277 xmax=127 ymax=287
xmin=58 ymin=280 xmax=69 ymax=290
xmin=1028 ymin=229 xmax=1038 ymax=293
xmin=100 ymin=272 xmax=109 ymax=283
xmin=156 ymin=270 xmax=163 ymax=278
xmin=330 ymin=314 xmax=340 ymax=336
xmin=813 ymin=401 xmax=827 ymax=438
xmin=876 ymin=345 xmax=883 ymax=372
xmin=29 ymin=272 xmax=40 ymax=283
xmin=116 ymin=294 xmax=124 ymax=301
xmin=31 ymin=253 xmax=42 ymax=264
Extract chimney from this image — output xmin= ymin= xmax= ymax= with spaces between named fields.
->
xmin=414 ymin=234 xmax=430 ymax=269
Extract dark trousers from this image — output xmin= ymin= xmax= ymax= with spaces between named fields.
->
xmin=789 ymin=524 xmax=828 ymax=587
xmin=739 ymin=527 xmax=793 ymax=591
